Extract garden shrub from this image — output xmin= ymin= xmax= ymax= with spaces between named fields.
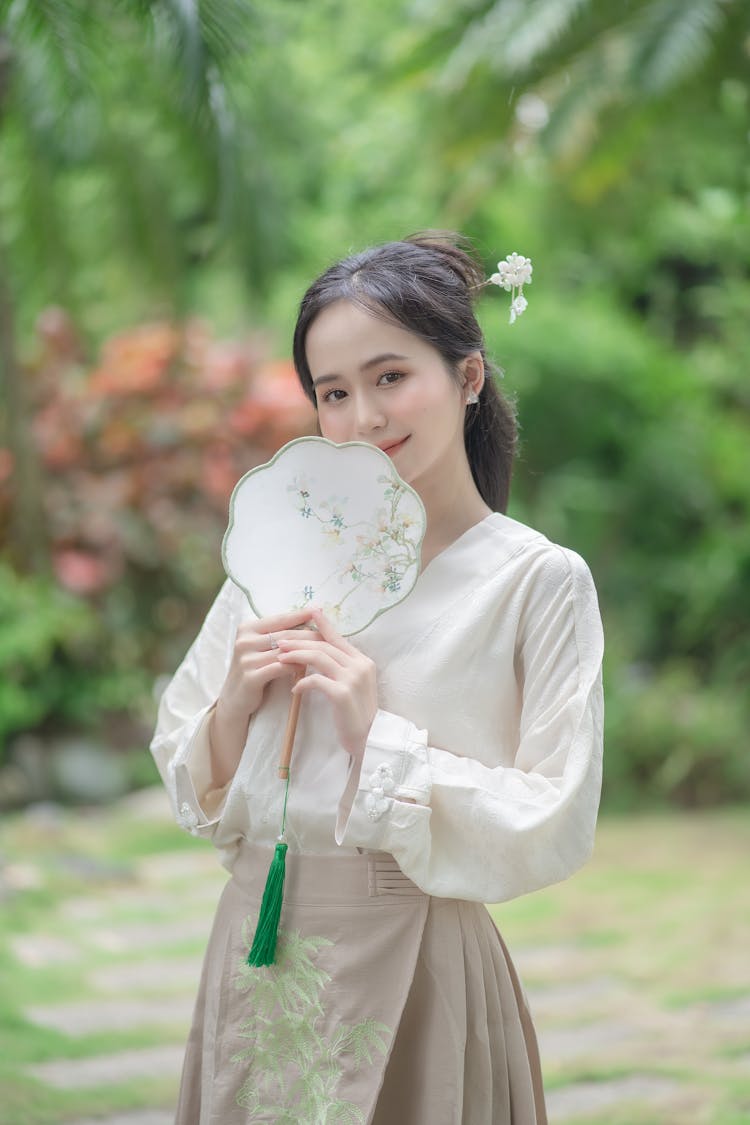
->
xmin=0 ymin=314 xmax=314 ymax=776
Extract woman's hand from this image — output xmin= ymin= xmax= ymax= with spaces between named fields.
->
xmin=210 ymin=607 xmax=319 ymax=788
xmin=276 ymin=608 xmax=378 ymax=763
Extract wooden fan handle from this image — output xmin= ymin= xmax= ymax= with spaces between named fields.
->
xmin=278 ymin=668 xmax=305 ymax=779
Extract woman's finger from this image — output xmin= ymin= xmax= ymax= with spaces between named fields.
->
xmin=237 ymin=625 xmax=318 ymax=653
xmin=254 ymin=658 xmax=297 ymax=685
xmin=240 ymin=650 xmax=279 ymax=670
xmin=309 ymin=608 xmax=357 ymax=654
xmin=291 ymin=672 xmax=345 ymax=700
xmin=252 ymin=606 xmax=318 ymax=632
xmin=273 ymin=627 xmax=320 ymax=645
xmin=239 ymin=651 xmax=301 ymax=682
xmin=277 ymin=647 xmax=343 ymax=679
xmin=276 ymin=636 xmax=348 ymax=666
xmin=240 ymin=648 xmax=303 ymax=672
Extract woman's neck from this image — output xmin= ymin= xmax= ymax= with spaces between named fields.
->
xmin=415 ymin=463 xmax=492 ymax=567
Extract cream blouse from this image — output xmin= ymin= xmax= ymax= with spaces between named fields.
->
xmin=150 ymin=512 xmax=604 ymax=905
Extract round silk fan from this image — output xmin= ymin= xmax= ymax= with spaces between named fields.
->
xmin=221 ymin=436 xmax=426 ymax=965
xmin=222 ymin=436 xmax=426 ymax=636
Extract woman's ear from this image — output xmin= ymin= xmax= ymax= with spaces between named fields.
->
xmin=460 ymin=352 xmax=485 ymax=401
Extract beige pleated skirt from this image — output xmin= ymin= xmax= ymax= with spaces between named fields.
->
xmin=175 ymin=842 xmax=547 ymax=1124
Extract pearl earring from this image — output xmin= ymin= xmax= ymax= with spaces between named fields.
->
xmin=466 ymin=390 xmax=479 ymax=405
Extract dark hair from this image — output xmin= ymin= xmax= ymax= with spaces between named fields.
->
xmin=292 ymin=231 xmax=517 ymax=513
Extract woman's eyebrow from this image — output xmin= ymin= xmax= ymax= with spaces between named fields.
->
xmin=312 ymin=353 xmax=410 ymax=388
xmin=360 ymin=351 xmax=409 ymax=371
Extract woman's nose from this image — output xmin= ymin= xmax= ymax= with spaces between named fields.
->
xmin=353 ymin=394 xmax=387 ymax=435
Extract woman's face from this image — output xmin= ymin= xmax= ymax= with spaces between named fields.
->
xmin=305 ymin=300 xmax=480 ymax=495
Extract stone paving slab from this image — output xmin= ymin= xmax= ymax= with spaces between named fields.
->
xmin=28 ymin=1045 xmax=185 ymax=1090
xmin=526 ymin=976 xmax=625 ymax=1019
xmin=511 ymin=943 xmax=593 ymax=981
xmin=136 ymin=850 xmax=225 ymax=884
xmin=71 ymin=1114 xmax=173 ymax=1125
xmin=698 ymin=992 xmax=750 ymax=1028
xmin=26 ymin=996 xmax=195 ymax=1036
xmin=88 ymin=957 xmax=202 ymax=994
xmin=85 ymin=916 xmax=212 ymax=953
xmin=538 ymin=1018 xmax=641 ymax=1063
xmin=545 ymin=1073 xmax=690 ymax=1117
xmin=10 ymin=933 xmax=81 ymax=967
xmin=62 ymin=883 xmax=222 ymax=923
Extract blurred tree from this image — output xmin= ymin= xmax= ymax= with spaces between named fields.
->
xmin=402 ymin=0 xmax=749 ymax=175
xmin=0 ymin=0 xmax=291 ymax=572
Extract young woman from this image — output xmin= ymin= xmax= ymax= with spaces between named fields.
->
xmin=150 ymin=233 xmax=604 ymax=1124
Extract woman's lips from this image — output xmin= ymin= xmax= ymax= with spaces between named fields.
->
xmin=380 ymin=436 xmax=409 ymax=456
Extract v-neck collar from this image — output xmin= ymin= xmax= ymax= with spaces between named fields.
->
xmin=353 ymin=510 xmax=551 ymax=669
xmin=354 ymin=512 xmax=506 ymax=662
xmin=417 ymin=513 xmax=499 ymax=583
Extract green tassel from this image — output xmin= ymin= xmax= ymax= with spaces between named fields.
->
xmin=247 ymin=840 xmax=288 ymax=967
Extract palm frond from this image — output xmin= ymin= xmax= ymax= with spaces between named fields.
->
xmin=197 ymin=0 xmax=257 ymax=61
xmin=138 ymin=0 xmax=255 ymax=103
xmin=629 ymin=0 xmax=730 ymax=93
xmin=425 ymin=0 xmax=739 ymax=169
xmin=3 ymin=0 xmax=97 ymax=87
xmin=439 ymin=0 xmax=601 ymax=89
xmin=496 ymin=0 xmax=593 ymax=74
xmin=150 ymin=0 xmax=207 ymax=104
xmin=439 ymin=0 xmax=523 ymax=91
xmin=538 ymin=30 xmax=626 ymax=162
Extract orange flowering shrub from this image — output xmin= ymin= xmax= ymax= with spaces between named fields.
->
xmin=0 ymin=311 xmax=315 ymax=762
xmin=14 ymin=313 xmax=314 ymax=596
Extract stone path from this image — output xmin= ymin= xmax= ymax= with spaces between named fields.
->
xmin=29 ymin=1046 xmax=188 ymax=1092
xmin=6 ymin=793 xmax=750 ymax=1123
xmin=27 ymin=997 xmax=196 ymax=1036
xmin=545 ymin=1075 xmax=686 ymax=1116
xmin=74 ymin=1115 xmax=173 ymax=1125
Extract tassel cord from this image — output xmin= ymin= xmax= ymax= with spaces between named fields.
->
xmin=247 ymin=773 xmax=291 ymax=968
xmin=280 ymin=771 xmax=290 ymax=838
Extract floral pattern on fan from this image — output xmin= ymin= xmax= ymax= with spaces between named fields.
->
xmin=285 ymin=472 xmax=421 ymax=612
xmin=222 ymin=437 xmax=426 ymax=636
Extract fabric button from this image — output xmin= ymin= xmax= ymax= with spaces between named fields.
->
xmin=369 ymin=763 xmax=395 ymax=794
xmin=365 ymin=792 xmax=390 ymax=821
xmin=177 ymin=801 xmax=199 ymax=831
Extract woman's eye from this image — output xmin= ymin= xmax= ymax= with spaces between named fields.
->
xmin=378 ymin=370 xmax=405 ymax=386
xmin=321 ymin=388 xmax=347 ymax=403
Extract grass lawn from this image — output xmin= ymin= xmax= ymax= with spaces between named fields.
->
xmin=492 ymin=808 xmax=750 ymax=1123
xmin=1 ymin=797 xmax=748 ymax=1124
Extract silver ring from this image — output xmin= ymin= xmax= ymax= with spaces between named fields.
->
xmin=268 ymin=633 xmax=279 ymax=650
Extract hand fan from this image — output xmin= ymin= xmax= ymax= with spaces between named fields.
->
xmin=221 ymin=436 xmax=426 ymax=964
xmin=223 ymin=435 xmax=426 ymax=635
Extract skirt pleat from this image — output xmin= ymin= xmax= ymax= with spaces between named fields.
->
xmin=175 ymin=845 xmax=547 ymax=1124
xmin=373 ymin=898 xmax=545 ymax=1125
xmin=467 ymin=903 xmax=505 ymax=1123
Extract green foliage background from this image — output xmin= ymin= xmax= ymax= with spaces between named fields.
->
xmin=1 ymin=0 xmax=748 ymax=807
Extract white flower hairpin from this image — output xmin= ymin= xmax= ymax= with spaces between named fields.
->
xmin=489 ymin=252 xmax=533 ymax=323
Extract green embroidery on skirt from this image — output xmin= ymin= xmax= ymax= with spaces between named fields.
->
xmin=233 ymin=914 xmax=391 ymax=1122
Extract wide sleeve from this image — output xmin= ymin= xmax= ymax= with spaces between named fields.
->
xmin=335 ymin=548 xmax=605 ymax=903
xmin=149 ymin=578 xmax=239 ymax=839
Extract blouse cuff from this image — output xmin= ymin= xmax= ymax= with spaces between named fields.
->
xmin=172 ymin=703 xmax=230 ymax=836
xmin=335 ymin=708 xmax=432 ymax=847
